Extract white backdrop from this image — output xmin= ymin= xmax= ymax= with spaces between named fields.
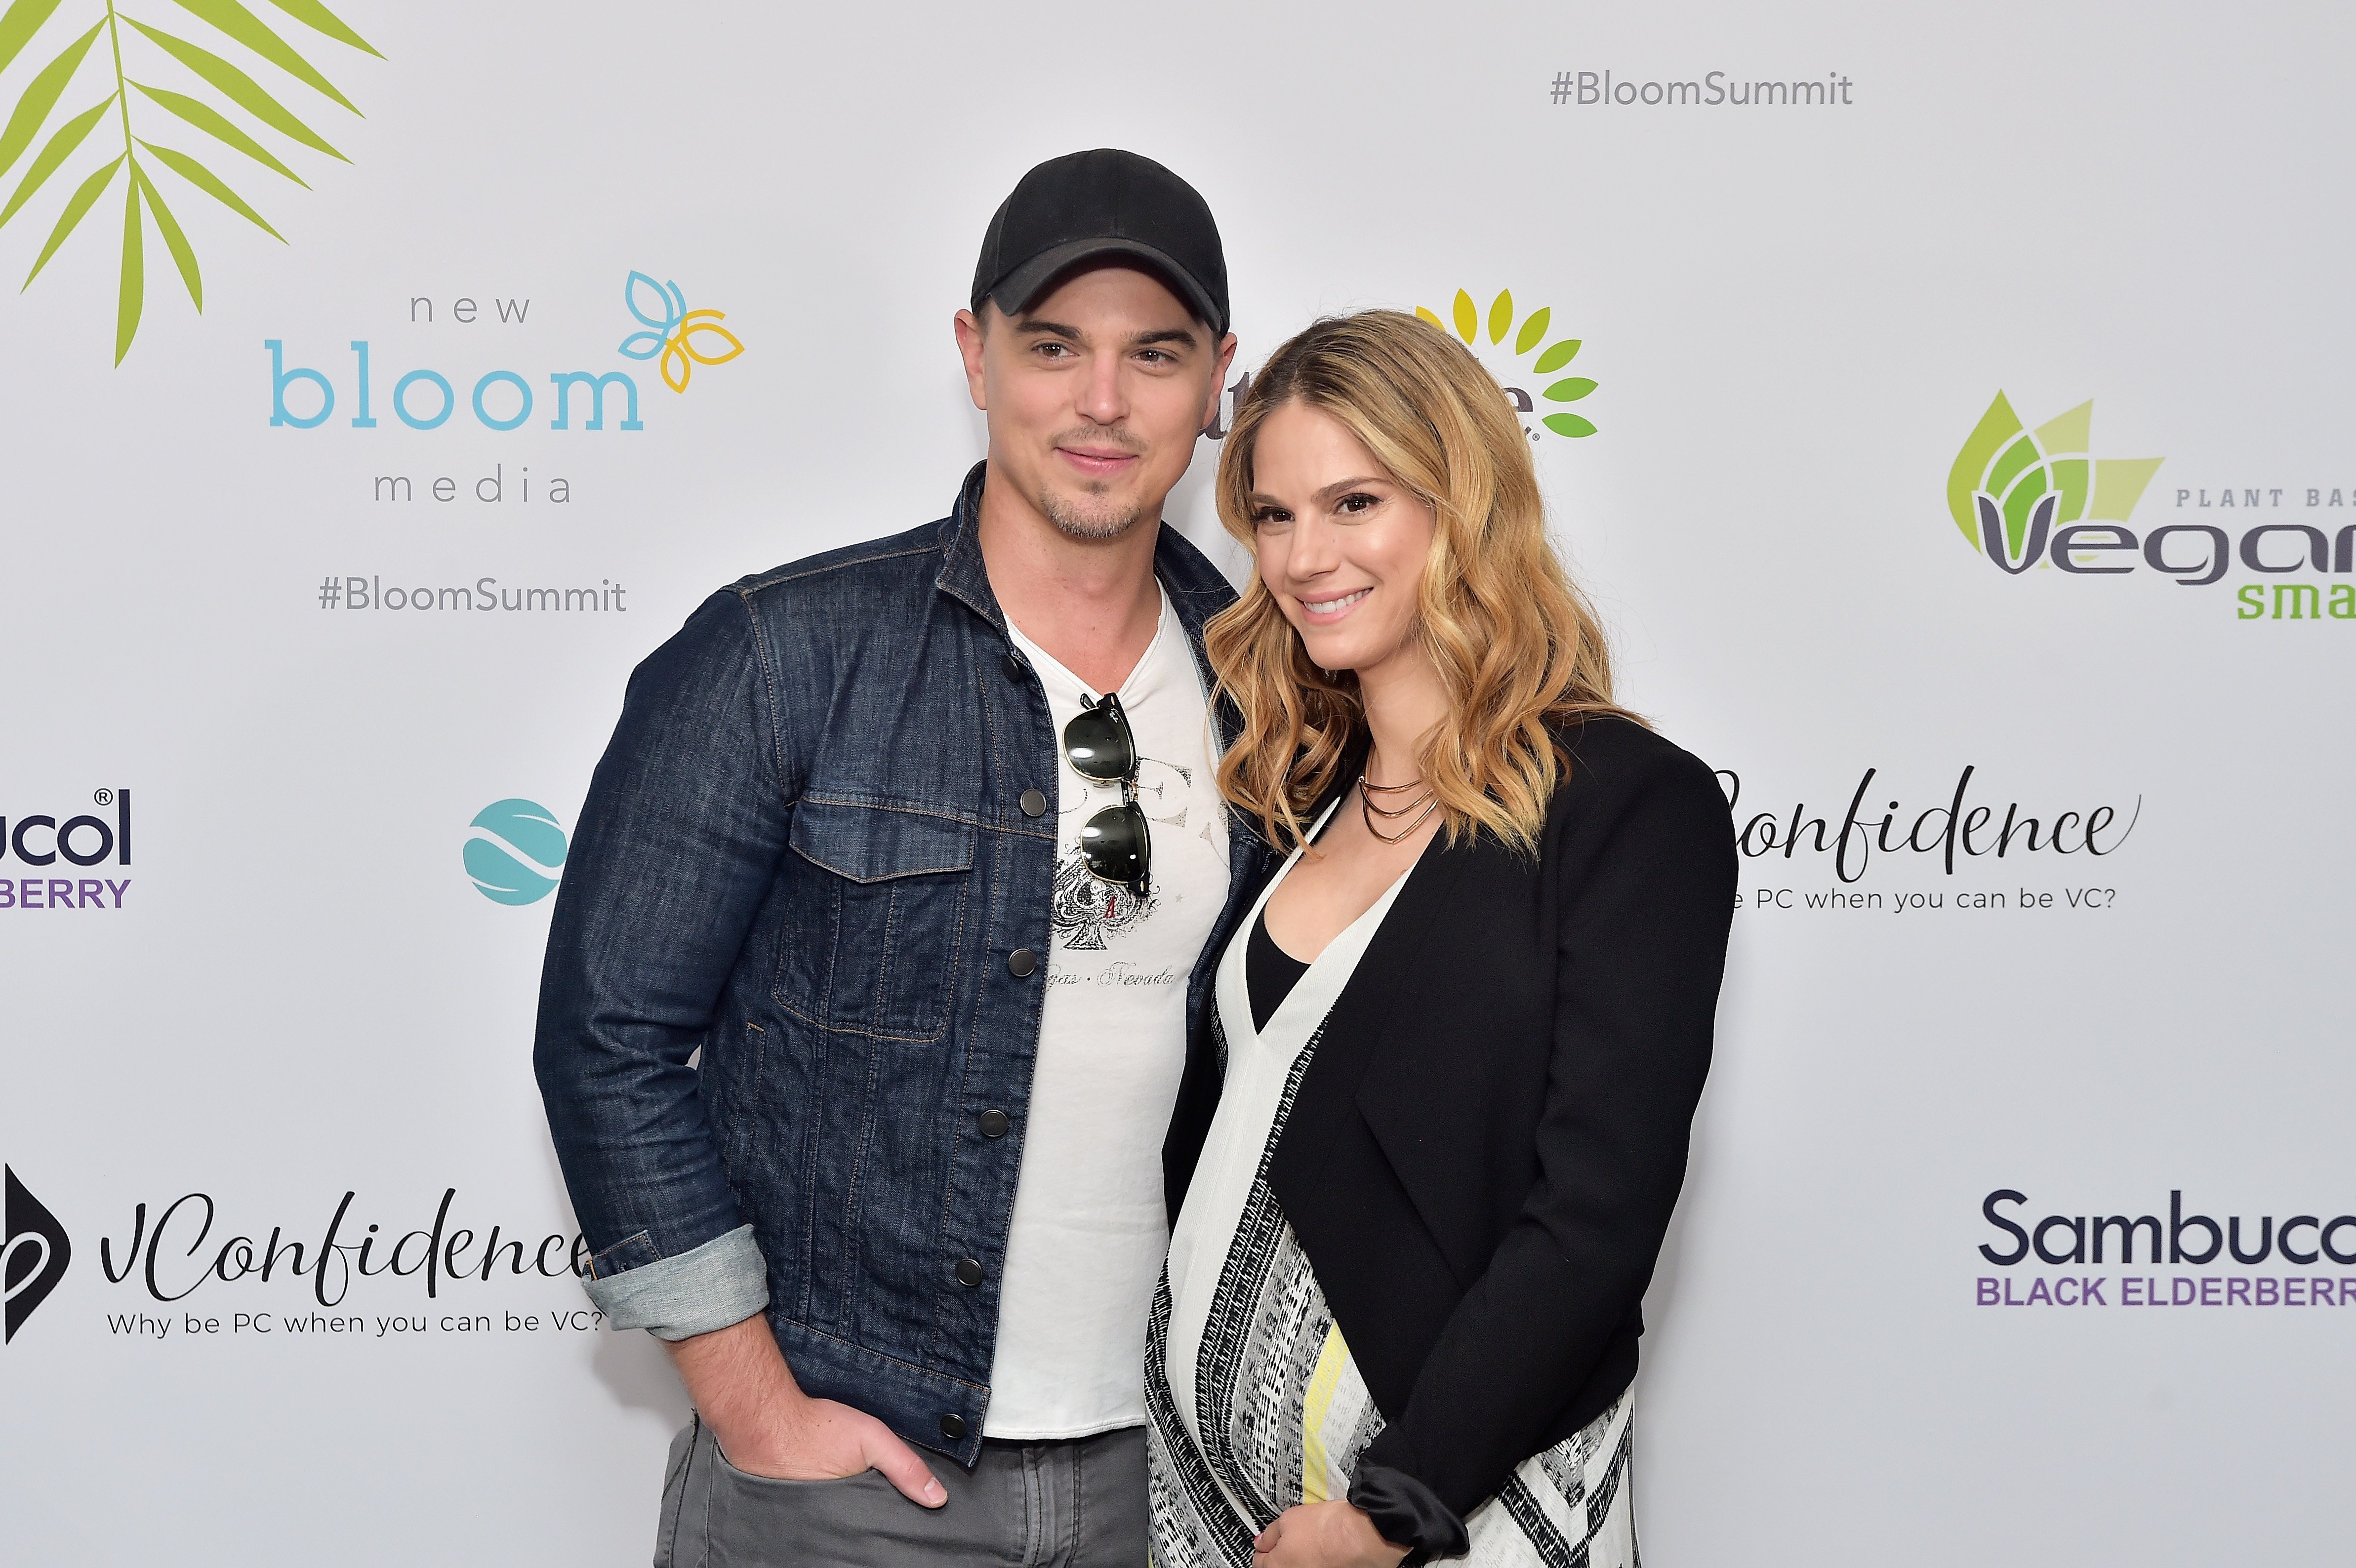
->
xmin=4 ymin=2 xmax=2353 ymax=1563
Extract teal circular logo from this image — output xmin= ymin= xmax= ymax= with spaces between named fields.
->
xmin=465 ymin=799 xmax=567 ymax=905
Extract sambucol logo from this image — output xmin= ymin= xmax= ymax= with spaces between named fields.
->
xmin=1947 ymin=393 xmax=2163 ymax=573
xmin=5 ymin=1166 xmax=72 ymax=1342
xmin=1416 ymin=288 xmax=1597 ymax=441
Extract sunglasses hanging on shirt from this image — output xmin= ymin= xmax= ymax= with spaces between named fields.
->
xmin=1063 ymin=692 xmax=1152 ymax=898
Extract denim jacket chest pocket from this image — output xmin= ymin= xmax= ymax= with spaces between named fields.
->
xmin=776 ymin=800 xmax=975 ymax=1042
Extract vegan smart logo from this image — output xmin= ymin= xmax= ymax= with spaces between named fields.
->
xmin=0 ymin=0 xmax=384 ymax=363
xmin=617 ymin=271 xmax=744 ymax=393
xmin=5 ymin=1166 xmax=72 ymax=1342
xmin=1939 ymin=390 xmax=2356 ymax=618
xmin=1417 ymin=288 xmax=1597 ymax=440
xmin=1946 ymin=393 xmax=2162 ymax=573
xmin=464 ymin=799 xmax=566 ymax=906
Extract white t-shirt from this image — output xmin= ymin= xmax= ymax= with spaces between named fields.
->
xmin=988 ymin=586 xmax=1230 ymax=1438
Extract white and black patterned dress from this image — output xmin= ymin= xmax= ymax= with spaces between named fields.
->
xmin=1146 ymin=809 xmax=1637 ymax=1568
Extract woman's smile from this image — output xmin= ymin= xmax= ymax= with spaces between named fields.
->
xmin=1297 ymin=587 xmax=1370 ymax=621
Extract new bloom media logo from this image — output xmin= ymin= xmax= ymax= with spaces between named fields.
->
xmin=464 ymin=799 xmax=566 ymax=906
xmin=617 ymin=271 xmax=743 ymax=394
xmin=266 ymin=270 xmax=746 ymax=435
xmin=1416 ymin=288 xmax=1598 ymax=441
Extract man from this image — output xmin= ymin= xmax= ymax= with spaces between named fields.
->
xmin=534 ymin=149 xmax=1269 ymax=1567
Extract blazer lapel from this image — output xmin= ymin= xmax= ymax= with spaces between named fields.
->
xmin=1266 ymin=832 xmax=1475 ymax=1216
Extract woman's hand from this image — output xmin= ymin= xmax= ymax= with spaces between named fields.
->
xmin=1253 ymin=1501 xmax=1412 ymax=1567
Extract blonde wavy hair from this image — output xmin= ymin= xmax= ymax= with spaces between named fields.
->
xmin=1206 ymin=309 xmax=1638 ymax=855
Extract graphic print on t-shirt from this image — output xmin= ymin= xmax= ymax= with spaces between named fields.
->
xmin=987 ymin=588 xmax=1231 ymax=1441
xmin=1048 ymin=751 xmax=1194 ymax=949
xmin=1052 ymin=853 xmax=1152 ymax=949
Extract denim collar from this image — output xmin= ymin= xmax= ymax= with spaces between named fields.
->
xmin=933 ymin=460 xmax=1239 ymax=658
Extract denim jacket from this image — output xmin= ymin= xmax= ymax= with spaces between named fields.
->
xmin=534 ymin=463 xmax=1272 ymax=1463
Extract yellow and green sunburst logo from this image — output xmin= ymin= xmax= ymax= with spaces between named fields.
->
xmin=1416 ymin=287 xmax=1596 ymax=440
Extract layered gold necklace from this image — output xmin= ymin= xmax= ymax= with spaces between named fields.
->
xmin=1357 ymin=770 xmax=1440 ymax=844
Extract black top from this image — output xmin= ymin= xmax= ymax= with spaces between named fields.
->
xmin=1161 ymin=716 xmax=1738 ymax=1523
xmin=1245 ymin=910 xmax=1311 ymax=1032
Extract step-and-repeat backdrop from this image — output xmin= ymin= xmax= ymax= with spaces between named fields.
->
xmin=4 ymin=2 xmax=2350 ymax=1563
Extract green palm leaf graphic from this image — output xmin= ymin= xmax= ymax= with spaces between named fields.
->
xmin=133 ymin=157 xmax=195 ymax=304
xmin=1486 ymin=288 xmax=1512 ymax=344
xmin=1542 ymin=413 xmax=1596 ymax=439
xmin=131 ymin=79 xmax=303 ymax=181
xmin=0 ymin=0 xmax=379 ymax=360
xmin=263 ymin=0 xmax=376 ymax=56
xmin=171 ymin=0 xmax=356 ymax=111
xmin=0 ymin=91 xmax=113 ymax=228
xmin=123 ymin=17 xmax=346 ymax=160
xmin=0 ymin=0 xmax=68 ymax=74
xmin=23 ymin=149 xmax=119 ymax=282
xmin=0 ymin=17 xmax=103 ymax=178
xmin=1543 ymin=377 xmax=1596 ymax=402
xmin=113 ymin=166 xmax=140 ymax=359
xmin=139 ymin=137 xmax=279 ymax=237
xmin=1514 ymin=306 xmax=1549 ymax=355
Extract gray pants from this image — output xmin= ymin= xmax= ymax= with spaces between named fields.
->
xmin=653 ymin=1414 xmax=1148 ymax=1568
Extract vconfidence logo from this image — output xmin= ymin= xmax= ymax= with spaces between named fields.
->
xmin=617 ymin=271 xmax=743 ymax=394
xmin=0 ymin=0 xmax=384 ymax=363
xmin=1720 ymin=763 xmax=2139 ymax=921
xmin=1947 ymin=393 xmax=2161 ymax=573
xmin=1 ymin=787 xmax=133 ymax=910
xmin=5 ymin=1166 xmax=73 ymax=1342
xmin=3 ymin=1168 xmax=614 ymax=1345
xmin=82 ymin=1183 xmax=614 ymax=1347
xmin=1417 ymin=288 xmax=1597 ymax=441
xmin=464 ymin=799 xmax=566 ymax=906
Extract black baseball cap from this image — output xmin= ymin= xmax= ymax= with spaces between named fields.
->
xmin=971 ymin=149 xmax=1229 ymax=336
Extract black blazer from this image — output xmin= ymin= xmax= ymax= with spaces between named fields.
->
xmin=1164 ymin=715 xmax=1736 ymax=1519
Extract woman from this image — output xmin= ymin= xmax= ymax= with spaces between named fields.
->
xmin=1147 ymin=311 xmax=1735 ymax=1568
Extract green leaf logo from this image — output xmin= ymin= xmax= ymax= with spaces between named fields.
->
xmin=1945 ymin=392 xmax=2163 ymax=571
xmin=1416 ymin=286 xmax=1598 ymax=442
xmin=0 ymin=0 xmax=382 ymax=363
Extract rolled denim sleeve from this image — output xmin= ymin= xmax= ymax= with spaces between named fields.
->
xmin=583 ymin=1224 xmax=769 ymax=1341
xmin=534 ymin=589 xmax=790 ymax=1337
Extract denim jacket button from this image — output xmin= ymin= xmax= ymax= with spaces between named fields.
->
xmin=955 ymin=1257 xmax=985 ymax=1287
xmin=1019 ymin=788 xmax=1049 ymax=818
xmin=1008 ymin=947 xmax=1038 ymax=977
xmin=978 ymin=1109 xmax=1011 ymax=1138
xmin=940 ymin=1412 xmax=968 ymax=1442
xmin=1001 ymin=651 xmax=1026 ymax=682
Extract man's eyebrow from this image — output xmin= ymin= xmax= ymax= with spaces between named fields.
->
xmin=1010 ymin=320 xmax=1201 ymax=351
